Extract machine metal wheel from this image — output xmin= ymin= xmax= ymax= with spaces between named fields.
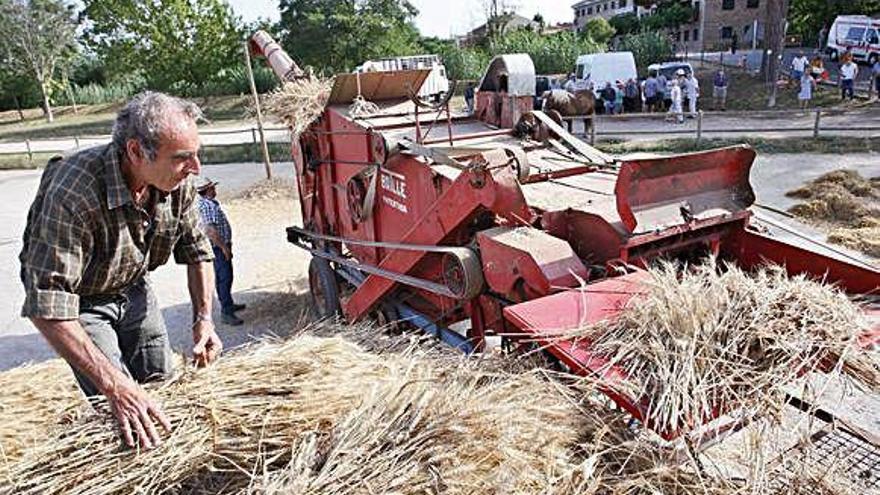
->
xmin=308 ymin=256 xmax=341 ymax=318
xmin=441 ymin=248 xmax=485 ymax=300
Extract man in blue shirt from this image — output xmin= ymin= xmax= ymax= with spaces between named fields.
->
xmin=197 ymin=177 xmax=245 ymax=325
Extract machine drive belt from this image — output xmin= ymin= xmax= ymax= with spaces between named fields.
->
xmin=289 ymin=226 xmax=484 ymax=300
xmin=290 ymin=226 xmax=470 ymax=255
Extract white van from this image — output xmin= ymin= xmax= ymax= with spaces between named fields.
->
xmin=574 ymin=52 xmax=638 ymax=95
xmin=826 ymin=15 xmax=880 ymax=65
xmin=358 ymin=54 xmax=450 ymax=100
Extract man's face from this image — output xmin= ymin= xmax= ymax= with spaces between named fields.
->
xmin=135 ymin=115 xmax=201 ymax=192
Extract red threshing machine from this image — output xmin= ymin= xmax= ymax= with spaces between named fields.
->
xmin=250 ymin=32 xmax=880 ymax=441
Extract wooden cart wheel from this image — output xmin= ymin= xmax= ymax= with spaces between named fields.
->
xmin=308 ymin=257 xmax=341 ymax=318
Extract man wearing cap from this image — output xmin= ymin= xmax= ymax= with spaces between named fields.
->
xmin=19 ymin=91 xmax=223 ymax=450
xmin=196 ymin=177 xmax=245 ymax=326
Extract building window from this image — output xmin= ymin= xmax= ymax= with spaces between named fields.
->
xmin=692 ymin=1 xmax=700 ymax=21
xmin=747 ymin=0 xmax=759 ymax=7
xmin=619 ymin=0 xmax=627 ymax=7
xmin=610 ymin=1 xmax=616 ymax=9
xmin=693 ymin=28 xmax=699 ymax=41
xmin=675 ymin=31 xmax=682 ymax=41
xmin=722 ymin=0 xmax=734 ymax=10
xmin=603 ymin=3 xmax=608 ymax=10
xmin=721 ymin=26 xmax=734 ymax=39
xmin=684 ymin=30 xmax=690 ymax=42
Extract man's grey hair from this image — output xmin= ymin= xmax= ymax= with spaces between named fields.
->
xmin=112 ymin=91 xmax=203 ymax=160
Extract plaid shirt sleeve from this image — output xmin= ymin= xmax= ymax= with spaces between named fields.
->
xmin=20 ymin=194 xmax=93 ymax=320
xmin=173 ymin=184 xmax=214 ymax=265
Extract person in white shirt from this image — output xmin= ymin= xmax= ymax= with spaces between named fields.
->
xmin=840 ymin=56 xmax=859 ymax=100
xmin=790 ymin=53 xmax=809 ymax=84
xmin=668 ymin=80 xmax=684 ymax=124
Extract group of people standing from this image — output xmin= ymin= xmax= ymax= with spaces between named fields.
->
xmin=641 ymin=70 xmax=703 ymax=124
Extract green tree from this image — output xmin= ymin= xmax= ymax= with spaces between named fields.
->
xmin=789 ymin=0 xmax=880 ymax=42
xmin=0 ymin=0 xmax=77 ymax=122
xmin=490 ymin=29 xmax=602 ymax=74
xmin=277 ymin=0 xmax=421 ymax=74
xmin=641 ymin=1 xmax=695 ymax=31
xmin=609 ymin=12 xmax=640 ymax=37
xmin=582 ymin=17 xmax=616 ymax=45
xmin=81 ymin=0 xmax=244 ymax=94
xmin=618 ymin=31 xmax=674 ymax=75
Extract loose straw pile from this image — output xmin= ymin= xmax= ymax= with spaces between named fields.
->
xmin=570 ymin=259 xmax=880 ymax=436
xmin=263 ymin=77 xmax=333 ymax=137
xmin=786 ymin=169 xmax=880 ymax=258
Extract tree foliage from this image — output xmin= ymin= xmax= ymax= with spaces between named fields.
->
xmin=788 ymin=0 xmax=880 ymax=40
xmin=0 ymin=0 xmax=78 ymax=122
xmin=277 ymin=0 xmax=422 ymax=74
xmin=582 ymin=17 xmax=616 ymax=45
xmin=618 ymin=31 xmax=674 ymax=76
xmin=490 ymin=29 xmax=603 ymax=75
xmin=81 ymin=0 xmax=244 ymax=94
xmin=640 ymin=1 xmax=695 ymax=32
xmin=609 ymin=12 xmax=640 ymax=37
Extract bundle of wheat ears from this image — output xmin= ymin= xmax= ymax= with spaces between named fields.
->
xmin=2 ymin=261 xmax=877 ymax=494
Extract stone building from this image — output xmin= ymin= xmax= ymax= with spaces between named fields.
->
xmin=571 ymin=0 xmax=772 ymax=53
xmin=572 ymin=0 xmax=638 ymax=33
xmin=676 ymin=0 xmax=769 ymax=53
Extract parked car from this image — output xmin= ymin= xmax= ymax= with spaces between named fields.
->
xmin=826 ymin=15 xmax=880 ymax=65
xmin=647 ymin=61 xmax=694 ymax=80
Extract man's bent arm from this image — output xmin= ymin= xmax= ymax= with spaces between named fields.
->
xmin=30 ymin=318 xmax=171 ymax=448
xmin=187 ymin=262 xmax=223 ymax=366
xmin=187 ymin=261 xmax=214 ymax=319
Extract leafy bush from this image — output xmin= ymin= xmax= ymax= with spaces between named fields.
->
xmin=618 ymin=31 xmax=674 ymax=76
xmin=440 ymin=47 xmax=493 ymax=81
xmin=582 ymin=18 xmax=616 ymax=45
xmin=489 ymin=29 xmax=602 ymax=75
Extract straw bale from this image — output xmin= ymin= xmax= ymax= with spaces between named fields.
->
xmin=231 ymin=178 xmax=296 ymax=202
xmin=0 ymin=359 xmax=81 ymax=470
xmin=0 ymin=332 xmax=586 ymax=495
xmin=568 ymin=259 xmax=880 ymax=437
xmin=263 ymin=77 xmax=333 ymax=137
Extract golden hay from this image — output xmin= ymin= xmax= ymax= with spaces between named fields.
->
xmin=1 ymin=324 xmax=875 ymax=494
xmin=230 ymin=177 xmax=297 ymax=202
xmin=0 ymin=359 xmax=81 ymax=469
xmin=786 ymin=169 xmax=880 ymax=258
xmin=263 ymin=77 xmax=333 ymax=136
xmin=568 ymin=259 xmax=880 ymax=437
xmin=0 ymin=332 xmax=583 ymax=495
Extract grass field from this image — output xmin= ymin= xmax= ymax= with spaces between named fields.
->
xmin=0 ymin=95 xmax=252 ymax=141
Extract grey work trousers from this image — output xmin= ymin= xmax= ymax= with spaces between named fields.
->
xmin=74 ymin=276 xmax=175 ymax=397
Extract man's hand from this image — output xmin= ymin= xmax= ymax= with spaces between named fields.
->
xmin=192 ymin=320 xmax=222 ymax=367
xmin=106 ymin=377 xmax=172 ymax=449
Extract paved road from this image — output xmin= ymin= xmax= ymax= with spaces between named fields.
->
xmin=571 ymin=107 xmax=880 ymax=141
xmin=4 ymin=106 xmax=880 ymax=156
xmin=0 ymin=123 xmax=292 ymax=155
xmin=2 ymin=154 xmax=878 ymax=370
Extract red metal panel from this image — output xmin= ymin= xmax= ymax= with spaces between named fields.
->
xmin=724 ymin=227 xmax=880 ymax=295
xmin=477 ymin=226 xmax=588 ymax=300
xmin=616 ymin=146 xmax=756 ymax=233
xmin=342 ymin=165 xmax=531 ymax=321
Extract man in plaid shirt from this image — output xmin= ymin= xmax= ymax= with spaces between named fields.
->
xmin=196 ymin=177 xmax=245 ymax=326
xmin=19 ymin=92 xmax=223 ymax=450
